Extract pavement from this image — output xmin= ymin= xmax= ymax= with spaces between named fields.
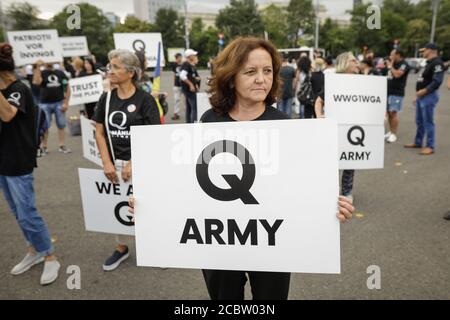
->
xmin=0 ymin=70 xmax=449 ymax=299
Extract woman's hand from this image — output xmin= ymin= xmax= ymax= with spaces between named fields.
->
xmin=122 ymin=161 xmax=132 ymax=182
xmin=103 ymin=161 xmax=118 ymax=183
xmin=336 ymin=196 xmax=354 ymax=223
xmin=128 ymin=196 xmax=135 ymax=222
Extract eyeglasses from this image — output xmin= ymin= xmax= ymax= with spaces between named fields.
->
xmin=106 ymin=63 xmax=126 ymax=72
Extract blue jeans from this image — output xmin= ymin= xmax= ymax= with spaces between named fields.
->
xmin=415 ymin=92 xmax=439 ymax=149
xmin=0 ymin=174 xmax=53 ymax=256
xmin=40 ymin=101 xmax=66 ymax=129
xmin=277 ymin=98 xmax=293 ymax=118
xmin=184 ymin=91 xmax=197 ymax=123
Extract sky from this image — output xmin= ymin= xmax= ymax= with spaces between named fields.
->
xmin=0 ymin=0 xmax=421 ymax=22
xmin=0 ymin=0 xmax=357 ymax=21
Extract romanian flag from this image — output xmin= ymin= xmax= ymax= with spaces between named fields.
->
xmin=153 ymin=42 xmax=165 ymax=124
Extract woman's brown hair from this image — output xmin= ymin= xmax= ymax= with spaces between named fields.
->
xmin=208 ymin=37 xmax=281 ymax=115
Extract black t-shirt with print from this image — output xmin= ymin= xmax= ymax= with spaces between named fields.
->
xmin=0 ymin=80 xmax=37 ymax=176
xmin=93 ymin=88 xmax=161 ymax=161
xmin=172 ymin=62 xmax=182 ymax=87
xmin=39 ymin=69 xmax=68 ymax=103
xmin=416 ymin=57 xmax=445 ymax=92
xmin=180 ymin=61 xmax=200 ymax=93
xmin=388 ymin=59 xmax=410 ymax=96
xmin=200 ymin=105 xmax=291 ymax=123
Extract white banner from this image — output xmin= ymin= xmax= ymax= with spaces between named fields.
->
xmin=168 ymin=48 xmax=184 ymax=63
xmin=325 ymin=73 xmax=387 ymax=125
xmin=68 ymin=74 xmax=103 ymax=106
xmin=59 ymin=36 xmax=89 ymax=57
xmin=79 ymin=168 xmax=134 ymax=235
xmin=7 ymin=30 xmax=63 ymax=66
xmin=339 ymin=125 xmax=384 ymax=169
xmin=325 ymin=73 xmax=386 ymax=169
xmin=80 ymin=116 xmax=103 ymax=167
xmin=131 ymin=119 xmax=340 ymax=273
xmin=196 ymin=92 xmax=212 ymax=122
xmin=113 ymin=33 xmax=165 ymax=68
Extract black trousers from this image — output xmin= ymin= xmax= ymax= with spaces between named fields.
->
xmin=202 ymin=269 xmax=291 ymax=300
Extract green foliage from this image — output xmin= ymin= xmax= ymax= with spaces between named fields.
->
xmin=6 ymin=2 xmax=46 ymax=30
xmin=216 ymin=0 xmax=265 ymax=39
xmin=51 ymin=3 xmax=113 ymax=64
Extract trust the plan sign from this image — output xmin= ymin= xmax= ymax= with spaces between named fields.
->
xmin=79 ymin=168 xmax=134 ymax=235
xmin=7 ymin=29 xmax=63 ymax=66
xmin=59 ymin=36 xmax=89 ymax=57
xmin=131 ymin=119 xmax=341 ymax=273
xmin=325 ymin=73 xmax=386 ymax=169
xmin=68 ymin=74 xmax=103 ymax=106
xmin=113 ymin=33 xmax=165 ymax=68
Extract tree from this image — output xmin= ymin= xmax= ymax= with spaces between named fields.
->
xmin=261 ymin=4 xmax=289 ymax=48
xmin=403 ymin=19 xmax=430 ymax=57
xmin=189 ymin=18 xmax=220 ymax=67
xmin=114 ymin=16 xmax=155 ymax=33
xmin=6 ymin=2 xmax=46 ymax=30
xmin=286 ymin=0 xmax=315 ymax=47
xmin=51 ymin=3 xmax=113 ymax=64
xmin=153 ymin=8 xmax=185 ymax=54
xmin=319 ymin=19 xmax=353 ymax=57
xmin=216 ymin=0 xmax=264 ymax=39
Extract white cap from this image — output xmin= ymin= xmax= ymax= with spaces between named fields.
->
xmin=184 ymin=49 xmax=198 ymax=58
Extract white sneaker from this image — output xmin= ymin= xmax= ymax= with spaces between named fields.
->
xmin=384 ymin=131 xmax=392 ymax=140
xmin=40 ymin=260 xmax=60 ymax=285
xmin=10 ymin=253 xmax=45 ymax=275
xmin=387 ymin=133 xmax=398 ymax=143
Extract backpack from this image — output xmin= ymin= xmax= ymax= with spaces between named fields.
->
xmin=297 ymin=74 xmax=315 ymax=106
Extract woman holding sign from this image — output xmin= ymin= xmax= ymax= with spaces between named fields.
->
xmin=0 ymin=43 xmax=61 ymax=285
xmin=315 ymin=52 xmax=360 ymax=202
xmin=93 ymin=49 xmax=160 ymax=271
xmin=129 ymin=38 xmax=354 ymax=300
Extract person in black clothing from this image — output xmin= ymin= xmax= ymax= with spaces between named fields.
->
xmin=76 ymin=58 xmax=100 ymax=119
xmin=171 ymin=53 xmax=183 ymax=120
xmin=32 ymin=59 xmax=71 ymax=154
xmin=180 ymin=49 xmax=201 ymax=123
xmin=277 ymin=53 xmax=296 ymax=117
xmin=385 ymin=49 xmax=410 ymax=143
xmin=199 ymin=37 xmax=354 ymax=300
xmin=0 ymin=43 xmax=61 ymax=285
xmin=93 ymin=49 xmax=161 ymax=271
xmin=404 ymin=43 xmax=445 ymax=155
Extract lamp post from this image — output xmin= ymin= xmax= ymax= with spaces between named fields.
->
xmin=184 ymin=0 xmax=190 ymax=49
xmin=430 ymin=0 xmax=440 ymax=43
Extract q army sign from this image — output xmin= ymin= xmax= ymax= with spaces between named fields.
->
xmin=7 ymin=29 xmax=63 ymax=66
xmin=325 ymin=73 xmax=386 ymax=169
xmin=113 ymin=33 xmax=165 ymax=68
xmin=79 ymin=168 xmax=134 ymax=235
xmin=131 ymin=119 xmax=341 ymax=273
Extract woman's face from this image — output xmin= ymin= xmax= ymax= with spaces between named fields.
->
xmin=346 ymin=55 xmax=360 ymax=74
xmin=107 ymin=57 xmax=133 ymax=85
xmin=234 ymin=48 xmax=273 ymax=106
xmin=84 ymin=60 xmax=93 ymax=72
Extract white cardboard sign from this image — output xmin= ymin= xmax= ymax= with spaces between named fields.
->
xmin=59 ymin=36 xmax=89 ymax=57
xmin=68 ymin=74 xmax=103 ymax=106
xmin=80 ymin=116 xmax=103 ymax=167
xmin=131 ymin=119 xmax=341 ymax=273
xmin=113 ymin=33 xmax=165 ymax=68
xmin=196 ymin=92 xmax=212 ymax=122
xmin=7 ymin=30 xmax=63 ymax=66
xmin=78 ymin=168 xmax=134 ymax=235
xmin=325 ymin=73 xmax=386 ymax=169
xmin=338 ymin=124 xmax=385 ymax=169
xmin=325 ymin=73 xmax=387 ymax=125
